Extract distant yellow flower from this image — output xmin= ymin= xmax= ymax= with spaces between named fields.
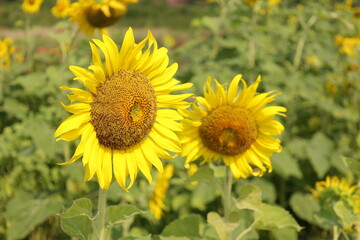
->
xmin=54 ymin=28 xmax=192 ymax=190
xmin=22 ymin=0 xmax=43 ymax=14
xmin=353 ymin=7 xmax=360 ymax=20
xmin=306 ymin=55 xmax=322 ymax=69
xmin=162 ymin=35 xmax=176 ymax=49
xmin=0 ymin=38 xmax=15 ymax=70
xmin=335 ymin=35 xmax=360 ymax=57
xmin=51 ymin=0 xmax=71 ymax=18
xmin=149 ymin=164 xmax=174 ymax=220
xmin=180 ymin=75 xmax=286 ymax=179
xmin=311 ymin=176 xmax=360 ymax=214
xmin=268 ymin=0 xmax=281 ymax=6
xmin=69 ymin=0 xmax=138 ymax=36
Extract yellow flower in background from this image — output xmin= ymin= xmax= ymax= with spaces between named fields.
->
xmin=69 ymin=0 xmax=138 ymax=36
xmin=335 ymin=35 xmax=360 ymax=57
xmin=180 ymin=75 xmax=286 ymax=179
xmin=22 ymin=0 xmax=43 ymax=14
xmin=268 ymin=0 xmax=281 ymax=6
xmin=306 ymin=55 xmax=322 ymax=69
xmin=149 ymin=164 xmax=174 ymax=220
xmin=162 ymin=34 xmax=176 ymax=49
xmin=51 ymin=0 xmax=71 ymax=18
xmin=54 ymin=28 xmax=192 ymax=191
xmin=311 ymin=176 xmax=360 ymax=214
xmin=0 ymin=38 xmax=15 ymax=70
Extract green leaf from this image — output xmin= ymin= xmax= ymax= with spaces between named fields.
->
xmin=60 ymin=215 xmax=92 ymax=240
xmin=342 ymin=156 xmax=360 ymax=176
xmin=272 ymin=151 xmax=302 ymax=179
xmin=187 ymin=166 xmax=215 ymax=183
xmin=60 ymin=198 xmax=94 ymax=240
xmin=191 ymin=182 xmax=218 ymax=211
xmin=107 ymin=205 xmax=142 ymax=226
xmin=61 ymin=198 xmax=93 ymax=218
xmin=236 ymin=184 xmax=262 ymax=212
xmin=6 ymin=191 xmax=62 ymax=240
xmin=289 ymin=192 xmax=320 ymax=224
xmin=207 ymin=212 xmax=237 ymax=240
xmin=248 ymin=178 xmax=276 ymax=204
xmin=306 ymin=132 xmax=333 ymax=178
xmin=271 ymin=227 xmax=298 ymax=240
xmin=161 ymin=214 xmax=201 ymax=238
xmin=334 ymin=201 xmax=360 ymax=229
xmin=254 ymin=203 xmax=302 ymax=232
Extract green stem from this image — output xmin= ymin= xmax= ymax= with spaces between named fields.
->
xmin=223 ymin=167 xmax=233 ymax=220
xmin=97 ymin=188 xmax=108 ymax=240
xmin=293 ymin=37 xmax=306 ymax=69
xmin=332 ymin=226 xmax=339 ymax=240
xmin=25 ymin=14 xmax=32 ymax=70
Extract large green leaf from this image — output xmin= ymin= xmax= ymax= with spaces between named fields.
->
xmin=306 ymin=132 xmax=333 ymax=178
xmin=187 ymin=166 xmax=215 ymax=183
xmin=207 ymin=212 xmax=237 ymax=240
xmin=60 ymin=198 xmax=94 ymax=240
xmin=161 ymin=214 xmax=201 ymax=238
xmin=6 ymin=191 xmax=62 ymax=240
xmin=271 ymin=227 xmax=298 ymax=240
xmin=254 ymin=203 xmax=302 ymax=232
xmin=289 ymin=192 xmax=319 ymax=224
xmin=107 ymin=205 xmax=142 ymax=226
xmin=61 ymin=198 xmax=93 ymax=218
xmin=236 ymin=184 xmax=262 ymax=212
xmin=271 ymin=151 xmax=302 ymax=179
xmin=334 ymin=201 xmax=360 ymax=229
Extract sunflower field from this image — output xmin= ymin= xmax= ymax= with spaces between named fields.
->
xmin=1 ymin=0 xmax=360 ymax=239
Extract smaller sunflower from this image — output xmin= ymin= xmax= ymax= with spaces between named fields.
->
xmin=180 ymin=75 xmax=286 ymax=179
xmin=69 ymin=0 xmax=137 ymax=36
xmin=22 ymin=0 xmax=43 ymax=14
xmin=51 ymin=0 xmax=71 ymax=18
xmin=149 ymin=164 xmax=174 ymax=220
xmin=311 ymin=176 xmax=360 ymax=215
xmin=0 ymin=38 xmax=15 ymax=70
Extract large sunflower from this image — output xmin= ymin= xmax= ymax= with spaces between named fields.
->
xmin=22 ymin=0 xmax=43 ymax=14
xmin=69 ymin=0 xmax=137 ymax=36
xmin=180 ymin=75 xmax=286 ymax=179
xmin=54 ymin=28 xmax=192 ymax=191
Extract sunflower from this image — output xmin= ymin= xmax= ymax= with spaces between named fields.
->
xmin=311 ymin=176 xmax=360 ymax=214
xmin=69 ymin=0 xmax=137 ymax=36
xmin=51 ymin=0 xmax=71 ymax=18
xmin=0 ymin=38 xmax=15 ymax=70
xmin=180 ymin=75 xmax=286 ymax=179
xmin=54 ymin=28 xmax=192 ymax=191
xmin=22 ymin=0 xmax=43 ymax=14
xmin=149 ymin=164 xmax=174 ymax=220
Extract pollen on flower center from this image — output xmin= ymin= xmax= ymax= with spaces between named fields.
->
xmin=85 ymin=5 xmax=124 ymax=28
xmin=199 ymin=105 xmax=257 ymax=155
xmin=90 ymin=69 xmax=157 ymax=150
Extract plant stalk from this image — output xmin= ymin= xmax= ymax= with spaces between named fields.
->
xmin=223 ymin=167 xmax=233 ymax=220
xmin=97 ymin=188 xmax=108 ymax=240
xmin=332 ymin=226 xmax=339 ymax=240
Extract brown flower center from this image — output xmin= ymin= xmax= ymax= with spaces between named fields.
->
xmin=199 ymin=105 xmax=257 ymax=155
xmin=85 ymin=5 xmax=126 ymax=28
xmin=90 ymin=69 xmax=157 ymax=150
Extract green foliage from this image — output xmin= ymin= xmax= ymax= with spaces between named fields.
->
xmin=6 ymin=191 xmax=62 ymax=240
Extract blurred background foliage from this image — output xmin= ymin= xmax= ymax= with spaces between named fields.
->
xmin=0 ymin=0 xmax=360 ymax=239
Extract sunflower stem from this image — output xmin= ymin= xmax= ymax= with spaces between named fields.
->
xmin=97 ymin=188 xmax=108 ymax=240
xmin=223 ymin=167 xmax=233 ymax=221
xmin=332 ymin=226 xmax=339 ymax=240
